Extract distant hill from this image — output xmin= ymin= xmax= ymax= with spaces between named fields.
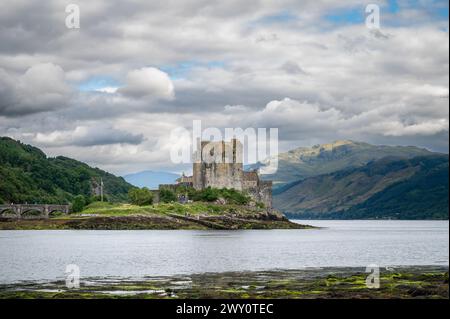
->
xmin=123 ymin=170 xmax=179 ymax=189
xmin=256 ymin=140 xmax=435 ymax=189
xmin=0 ymin=137 xmax=133 ymax=204
xmin=279 ymin=155 xmax=449 ymax=220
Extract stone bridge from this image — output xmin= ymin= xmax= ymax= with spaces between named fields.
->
xmin=0 ymin=204 xmax=70 ymax=219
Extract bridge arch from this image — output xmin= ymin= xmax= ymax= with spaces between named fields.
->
xmin=48 ymin=209 xmax=66 ymax=217
xmin=21 ymin=208 xmax=45 ymax=219
xmin=0 ymin=208 xmax=17 ymax=218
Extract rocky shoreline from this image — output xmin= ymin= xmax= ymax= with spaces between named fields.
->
xmin=0 ymin=266 xmax=447 ymax=299
xmin=0 ymin=211 xmax=311 ymax=230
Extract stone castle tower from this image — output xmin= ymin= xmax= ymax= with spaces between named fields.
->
xmin=192 ymin=139 xmax=273 ymax=208
xmin=193 ymin=139 xmax=244 ymax=190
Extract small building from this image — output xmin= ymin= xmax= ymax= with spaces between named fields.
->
xmin=176 ymin=172 xmax=193 ymax=187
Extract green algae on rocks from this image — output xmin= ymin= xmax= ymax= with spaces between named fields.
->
xmin=0 ymin=266 xmax=447 ymax=299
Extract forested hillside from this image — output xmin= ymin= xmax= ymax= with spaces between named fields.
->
xmin=0 ymin=137 xmax=133 ymax=204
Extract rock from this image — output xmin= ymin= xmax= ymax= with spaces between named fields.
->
xmin=407 ymin=287 xmax=433 ymax=297
xmin=215 ymin=198 xmax=227 ymax=205
xmin=267 ymin=210 xmax=286 ymax=221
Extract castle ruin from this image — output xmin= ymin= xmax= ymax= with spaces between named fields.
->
xmin=184 ymin=139 xmax=273 ymax=208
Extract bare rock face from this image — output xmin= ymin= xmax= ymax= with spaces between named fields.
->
xmin=267 ymin=210 xmax=287 ymax=221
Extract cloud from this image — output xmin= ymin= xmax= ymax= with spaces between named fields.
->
xmin=0 ymin=0 xmax=448 ymax=174
xmin=0 ymin=63 xmax=71 ymax=116
xmin=280 ymin=61 xmax=308 ymax=75
xmin=95 ymin=87 xmax=118 ymax=94
xmin=118 ymin=67 xmax=175 ymax=100
xmin=34 ymin=125 xmax=144 ymax=147
xmin=249 ymin=97 xmax=449 ymax=141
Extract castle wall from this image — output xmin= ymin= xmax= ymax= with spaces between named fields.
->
xmin=193 ymin=139 xmax=244 ymax=191
xmin=245 ymin=181 xmax=273 ymax=209
xmin=202 ymin=162 xmax=243 ymax=190
xmin=259 ymin=181 xmax=273 ymax=209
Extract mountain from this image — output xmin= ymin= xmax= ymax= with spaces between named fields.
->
xmin=123 ymin=170 xmax=179 ymax=189
xmin=257 ymin=140 xmax=435 ymax=189
xmin=0 ymin=137 xmax=133 ymax=204
xmin=278 ymin=155 xmax=449 ymax=220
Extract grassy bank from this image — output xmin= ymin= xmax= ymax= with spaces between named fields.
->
xmin=0 ymin=266 xmax=447 ymax=299
xmin=0 ymin=202 xmax=311 ymax=230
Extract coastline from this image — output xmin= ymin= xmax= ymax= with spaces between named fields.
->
xmin=0 ymin=214 xmax=313 ymax=231
xmin=1 ymin=266 xmax=447 ymax=299
xmin=0 ymin=202 xmax=317 ymax=230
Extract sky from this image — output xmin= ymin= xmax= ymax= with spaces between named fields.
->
xmin=0 ymin=0 xmax=448 ymax=175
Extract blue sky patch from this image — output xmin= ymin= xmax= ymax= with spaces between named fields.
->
xmin=160 ymin=60 xmax=226 ymax=79
xmin=324 ymin=6 xmax=365 ymax=26
xmin=387 ymin=0 xmax=399 ymax=14
xmin=77 ymin=77 xmax=121 ymax=92
xmin=323 ymin=1 xmax=448 ymax=27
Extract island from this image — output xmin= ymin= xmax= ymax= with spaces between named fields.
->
xmin=0 ymin=201 xmax=311 ymax=230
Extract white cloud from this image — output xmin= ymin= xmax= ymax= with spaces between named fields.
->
xmin=374 ymin=119 xmax=449 ymax=137
xmin=118 ymin=67 xmax=175 ymax=100
xmin=95 ymin=87 xmax=118 ymax=94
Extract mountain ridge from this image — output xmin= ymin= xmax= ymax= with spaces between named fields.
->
xmin=257 ymin=139 xmax=437 ymax=188
xmin=278 ymin=154 xmax=449 ymax=220
xmin=123 ymin=170 xmax=179 ymax=189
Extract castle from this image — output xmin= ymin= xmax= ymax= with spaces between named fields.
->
xmin=164 ymin=139 xmax=272 ymax=208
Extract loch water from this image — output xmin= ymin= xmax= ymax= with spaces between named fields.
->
xmin=0 ymin=220 xmax=448 ymax=284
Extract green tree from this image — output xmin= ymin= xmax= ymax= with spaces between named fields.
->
xmin=72 ymin=195 xmax=86 ymax=213
xmin=128 ymin=187 xmax=154 ymax=206
xmin=89 ymin=195 xmax=108 ymax=203
xmin=201 ymin=187 xmax=219 ymax=201
xmin=159 ymin=189 xmax=177 ymax=203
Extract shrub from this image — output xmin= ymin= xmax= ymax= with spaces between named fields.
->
xmin=159 ymin=189 xmax=177 ymax=203
xmin=71 ymin=195 xmax=86 ymax=213
xmin=89 ymin=195 xmax=108 ymax=203
xmin=128 ymin=187 xmax=154 ymax=206
xmin=220 ymin=188 xmax=250 ymax=205
xmin=184 ymin=187 xmax=250 ymax=205
xmin=199 ymin=187 xmax=220 ymax=202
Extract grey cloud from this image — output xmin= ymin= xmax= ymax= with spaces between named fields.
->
xmin=280 ymin=61 xmax=308 ymax=75
xmin=0 ymin=63 xmax=71 ymax=116
xmin=71 ymin=128 xmax=145 ymax=147
xmin=33 ymin=125 xmax=144 ymax=147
